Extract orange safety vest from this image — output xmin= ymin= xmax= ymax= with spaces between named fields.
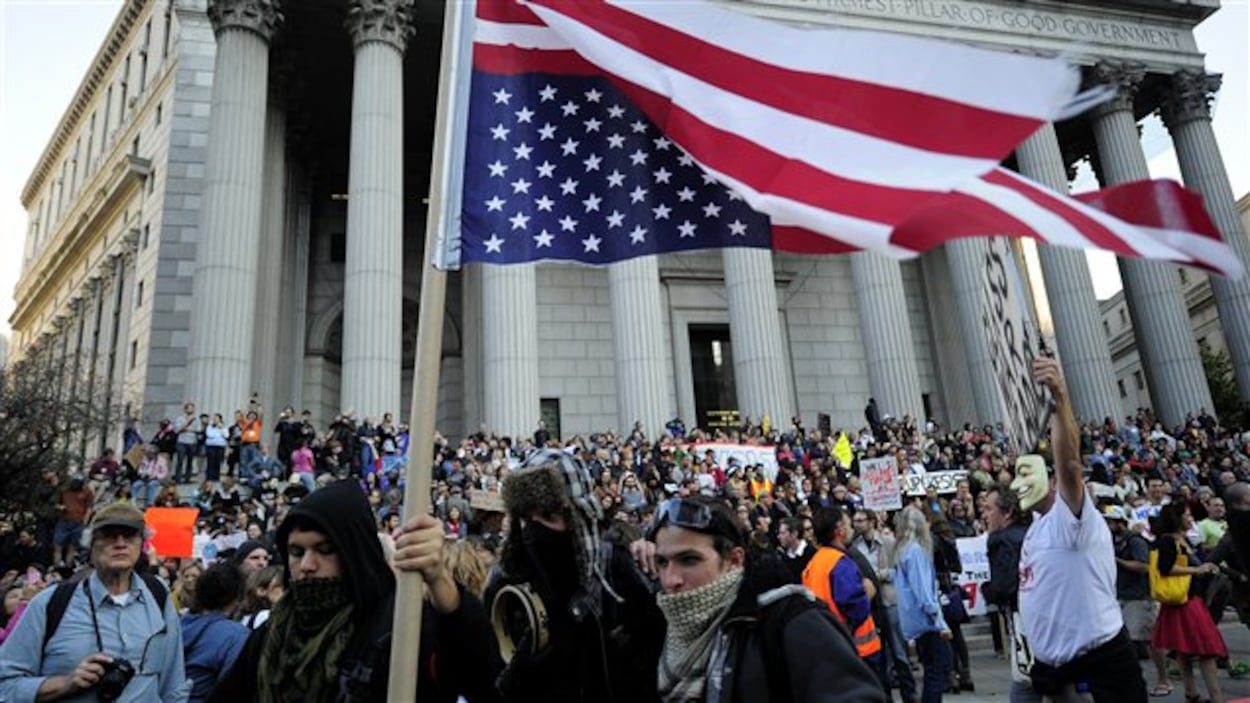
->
xmin=802 ymin=546 xmax=883 ymax=659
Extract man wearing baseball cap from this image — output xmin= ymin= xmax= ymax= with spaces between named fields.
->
xmin=1106 ymin=505 xmax=1169 ymax=696
xmin=0 ymin=502 xmax=190 ymax=702
xmin=649 ymin=495 xmax=882 ymax=701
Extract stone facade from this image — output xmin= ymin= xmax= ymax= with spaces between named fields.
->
xmin=10 ymin=0 xmax=1250 ymax=461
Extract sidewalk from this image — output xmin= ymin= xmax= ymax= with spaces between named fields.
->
xmin=916 ymin=619 xmax=1250 ymax=702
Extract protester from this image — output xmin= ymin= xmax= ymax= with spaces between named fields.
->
xmin=1015 ymin=357 xmax=1148 ymax=702
xmin=851 ymin=508 xmax=918 ymax=703
xmin=0 ymin=502 xmax=189 ymax=701
xmin=181 ymin=564 xmax=250 ymax=703
xmin=1150 ymin=502 xmax=1228 ymax=703
xmin=777 ymin=516 xmax=816 ymax=582
xmin=237 ymin=565 xmax=284 ymax=631
xmin=981 ymin=483 xmax=1035 ymax=702
xmin=649 ymin=496 xmax=884 ymax=702
xmin=1104 ymin=505 xmax=1169 ymax=696
xmin=803 ymin=506 xmax=888 ymax=693
xmin=211 ymin=480 xmax=498 ymax=702
xmin=491 ymin=448 xmax=664 ymax=702
xmin=889 ymin=505 xmax=951 ymax=703
xmin=53 ymin=476 xmax=94 ymax=568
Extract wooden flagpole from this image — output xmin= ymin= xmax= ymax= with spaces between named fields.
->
xmin=388 ymin=1 xmax=472 ymax=699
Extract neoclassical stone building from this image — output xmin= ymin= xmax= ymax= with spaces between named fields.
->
xmin=10 ymin=0 xmax=1250 ymax=454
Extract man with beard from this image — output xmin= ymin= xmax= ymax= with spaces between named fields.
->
xmin=490 ymin=449 xmax=665 ymax=702
xmin=980 ymin=483 xmax=1035 ymax=702
xmin=1013 ymin=358 xmax=1147 ymax=702
xmin=211 ymin=480 xmax=497 ymax=702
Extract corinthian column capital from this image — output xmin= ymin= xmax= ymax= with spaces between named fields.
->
xmin=207 ymin=0 xmax=282 ymax=42
xmin=1089 ymin=62 xmax=1147 ymax=117
xmin=345 ymin=0 xmax=416 ymax=52
xmin=1161 ymin=71 xmax=1222 ymax=130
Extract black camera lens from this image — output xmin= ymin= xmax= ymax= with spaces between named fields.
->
xmin=97 ymin=658 xmax=135 ymax=702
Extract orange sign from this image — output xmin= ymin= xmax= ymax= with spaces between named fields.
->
xmin=145 ymin=507 xmax=198 ymax=559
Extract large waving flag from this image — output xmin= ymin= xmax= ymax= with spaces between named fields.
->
xmin=458 ymin=0 xmax=1243 ymax=278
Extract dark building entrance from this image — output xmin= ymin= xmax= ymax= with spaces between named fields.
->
xmin=688 ymin=324 xmax=739 ymax=430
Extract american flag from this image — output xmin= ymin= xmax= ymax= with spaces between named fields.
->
xmin=458 ymin=0 xmax=1243 ymax=278
xmin=461 ymin=73 xmax=771 ymax=264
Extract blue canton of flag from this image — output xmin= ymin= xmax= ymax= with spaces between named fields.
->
xmin=460 ymin=72 xmax=772 ymax=264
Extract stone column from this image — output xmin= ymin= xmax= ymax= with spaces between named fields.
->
xmin=276 ymin=176 xmax=311 ymax=410
xmin=1162 ymin=70 xmax=1250 ymax=406
xmin=341 ymin=0 xmax=413 ymax=420
xmin=722 ymin=248 xmax=794 ymax=425
xmin=945 ymin=237 xmax=1000 ymax=425
xmin=609 ymin=256 xmax=671 ymax=436
xmin=1089 ymin=63 xmax=1211 ymax=426
xmin=849 ymin=252 xmax=925 ymax=421
xmin=252 ymin=102 xmax=286 ymax=410
xmin=1015 ymin=123 xmax=1122 ymax=423
xmin=188 ymin=0 xmax=281 ymax=416
xmin=115 ymin=235 xmax=139 ymax=416
xmin=482 ymin=266 xmax=539 ymax=437
xmin=461 ymin=266 xmax=484 ymax=437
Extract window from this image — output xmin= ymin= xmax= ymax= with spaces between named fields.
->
xmin=155 ymin=103 xmax=162 ymax=126
xmin=1134 ymin=370 xmax=1144 ymax=390
xmin=141 ymin=224 xmax=150 ymax=250
xmin=330 ymin=232 xmax=346 ymax=263
xmin=1179 ymin=268 xmax=1189 ymax=285
xmin=140 ymin=20 xmax=151 ymax=93
xmin=1118 ymin=379 xmax=1127 ymax=398
xmin=540 ymin=398 xmax=562 ymax=440
xmin=135 ymin=280 xmax=144 ymax=308
xmin=132 ymin=135 xmax=140 ymax=156
xmin=1118 ymin=308 xmax=1127 ymax=327
xmin=147 ymin=168 xmax=156 ymax=194
xmin=162 ymin=3 xmax=173 ymax=58
xmin=104 ymin=84 xmax=113 ymax=140
xmin=130 ymin=340 xmax=138 ymax=370
xmin=120 ymin=55 xmax=131 ymax=114
xmin=1102 ymin=320 xmax=1111 ymax=336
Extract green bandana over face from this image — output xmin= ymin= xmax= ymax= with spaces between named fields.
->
xmin=257 ymin=577 xmax=355 ymax=703
xmin=1011 ymin=454 xmax=1050 ymax=511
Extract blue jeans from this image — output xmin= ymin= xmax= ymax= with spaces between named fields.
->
xmin=240 ymin=443 xmax=261 ymax=476
xmin=915 ymin=631 xmax=952 ymax=703
xmin=132 ymin=479 xmax=161 ymax=508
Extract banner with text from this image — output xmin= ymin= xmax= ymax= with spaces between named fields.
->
xmin=902 ymin=470 xmax=968 ymax=496
xmin=693 ymin=442 xmax=780 ymax=482
xmin=861 ymin=456 xmax=903 ymax=511
xmin=979 ymin=237 xmax=1051 ymax=454
xmin=954 ymin=534 xmax=991 ymax=617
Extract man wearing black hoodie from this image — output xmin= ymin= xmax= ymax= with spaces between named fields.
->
xmin=209 ymin=480 xmax=498 ymax=703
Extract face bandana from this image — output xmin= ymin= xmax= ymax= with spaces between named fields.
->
xmin=1011 ymin=454 xmax=1051 ymax=511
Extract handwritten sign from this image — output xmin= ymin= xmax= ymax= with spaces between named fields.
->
xmin=954 ymin=535 xmax=990 ymax=616
xmin=693 ymin=442 xmax=780 ymax=482
xmin=861 ymin=457 xmax=902 ymax=511
xmin=902 ymin=470 xmax=967 ymax=496
xmin=979 ymin=237 xmax=1050 ymax=454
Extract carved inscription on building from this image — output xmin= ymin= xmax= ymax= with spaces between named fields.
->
xmin=759 ymin=0 xmax=1187 ymax=50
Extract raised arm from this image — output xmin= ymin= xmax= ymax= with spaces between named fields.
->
xmin=1033 ymin=357 xmax=1082 ymax=514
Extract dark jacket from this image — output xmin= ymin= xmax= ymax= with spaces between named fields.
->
xmin=710 ymin=556 xmax=886 ymax=703
xmin=181 ymin=612 xmax=250 ymax=703
xmin=982 ymin=522 xmax=1028 ymax=608
xmin=491 ymin=543 xmax=665 ymax=703
xmin=210 ymin=481 xmax=501 ymax=703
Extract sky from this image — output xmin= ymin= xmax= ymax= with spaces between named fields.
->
xmin=0 ymin=0 xmax=1247 ymax=338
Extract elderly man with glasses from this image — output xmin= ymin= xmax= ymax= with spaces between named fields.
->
xmin=0 ymin=503 xmax=189 ymax=702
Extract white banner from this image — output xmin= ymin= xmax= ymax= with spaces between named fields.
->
xmin=902 ymin=470 xmax=967 ymax=496
xmin=861 ymin=456 xmax=903 ymax=511
xmin=693 ymin=442 xmax=780 ymax=482
xmin=954 ymin=534 xmax=990 ymax=617
xmin=979 ymin=237 xmax=1051 ymax=454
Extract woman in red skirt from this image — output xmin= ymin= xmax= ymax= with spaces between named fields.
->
xmin=1151 ymin=502 xmax=1228 ymax=703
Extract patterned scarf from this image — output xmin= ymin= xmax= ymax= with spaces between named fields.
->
xmin=257 ymin=577 xmax=356 ymax=703
xmin=655 ymin=568 xmax=744 ymax=702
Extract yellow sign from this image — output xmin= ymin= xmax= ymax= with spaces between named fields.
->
xmin=833 ymin=432 xmax=854 ymax=469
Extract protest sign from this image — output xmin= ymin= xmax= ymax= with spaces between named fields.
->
xmin=145 ymin=507 xmax=198 ymax=559
xmin=902 ymin=470 xmax=967 ymax=496
xmin=861 ymin=456 xmax=902 ymax=511
xmin=470 ymin=489 xmax=506 ymax=513
xmin=694 ymin=442 xmax=780 ymax=482
xmin=833 ymin=433 xmax=854 ymax=469
xmin=954 ymin=535 xmax=990 ymax=616
xmin=979 ymin=237 xmax=1051 ymax=454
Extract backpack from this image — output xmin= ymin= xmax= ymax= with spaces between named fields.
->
xmin=41 ymin=572 xmax=169 ymax=653
xmin=758 ymin=585 xmax=857 ymax=703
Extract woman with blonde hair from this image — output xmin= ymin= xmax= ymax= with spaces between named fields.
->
xmin=237 ymin=564 xmax=285 ymax=630
xmin=888 ymin=506 xmax=952 ymax=703
xmin=173 ymin=560 xmax=204 ymax=613
xmin=442 ymin=538 xmax=488 ymax=598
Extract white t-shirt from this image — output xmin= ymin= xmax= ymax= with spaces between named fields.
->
xmin=1018 ymin=491 xmax=1122 ymax=666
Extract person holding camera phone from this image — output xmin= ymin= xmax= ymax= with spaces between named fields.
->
xmin=0 ymin=503 xmax=189 ymax=702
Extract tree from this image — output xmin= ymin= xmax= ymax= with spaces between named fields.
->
xmin=0 ymin=358 xmax=122 ymax=520
xmin=1200 ymin=343 xmax=1245 ymax=427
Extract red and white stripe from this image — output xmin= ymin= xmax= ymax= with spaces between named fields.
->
xmin=474 ymin=0 xmax=1244 ymax=278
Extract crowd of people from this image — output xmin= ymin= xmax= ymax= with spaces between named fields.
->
xmin=2 ymin=353 xmax=1250 ymax=702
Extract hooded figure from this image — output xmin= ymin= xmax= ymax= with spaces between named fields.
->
xmin=210 ymin=481 xmax=498 ymax=703
xmin=492 ymin=449 xmax=665 ymax=702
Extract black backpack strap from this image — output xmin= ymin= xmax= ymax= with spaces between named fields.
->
xmin=41 ymin=581 xmax=80 ymax=654
xmin=138 ymin=572 xmax=169 ymax=614
xmin=757 ymin=585 xmax=856 ymax=703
